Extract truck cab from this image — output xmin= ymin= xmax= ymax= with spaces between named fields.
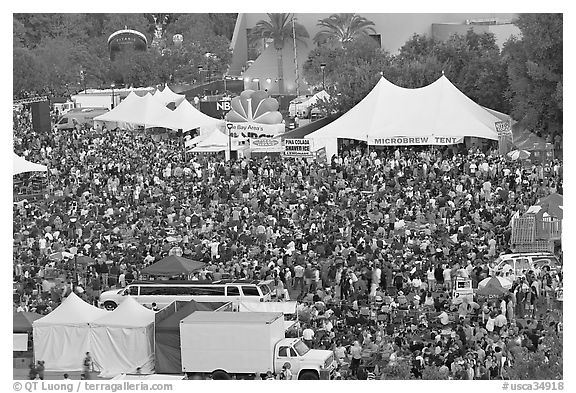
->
xmin=274 ymin=338 xmax=335 ymax=379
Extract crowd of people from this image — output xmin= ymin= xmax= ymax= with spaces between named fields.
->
xmin=13 ymin=101 xmax=563 ymax=379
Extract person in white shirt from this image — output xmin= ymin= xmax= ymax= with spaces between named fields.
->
xmin=302 ymin=326 xmax=315 ymax=348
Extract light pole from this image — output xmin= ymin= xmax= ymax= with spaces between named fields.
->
xmin=80 ymin=69 xmax=87 ymax=93
xmin=197 ymin=65 xmax=204 ymax=83
xmin=110 ymin=83 xmax=115 ymax=109
xmin=320 ymin=63 xmax=326 ymax=91
xmin=226 ymin=122 xmax=234 ymax=161
xmin=252 ymin=78 xmax=261 ymax=91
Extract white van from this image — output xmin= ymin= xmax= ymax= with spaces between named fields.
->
xmin=99 ymin=280 xmax=272 ymax=310
xmin=494 ymin=252 xmax=561 ymax=278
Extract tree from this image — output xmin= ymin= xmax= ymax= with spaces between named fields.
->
xmin=506 ymin=333 xmax=563 ymax=380
xmin=314 ymin=13 xmax=376 ymax=48
xmin=502 ymin=13 xmax=562 ymax=138
xmin=303 ymin=35 xmax=389 ymax=114
xmin=248 ymin=13 xmax=309 ymax=94
xmin=379 ymin=359 xmax=414 ymax=380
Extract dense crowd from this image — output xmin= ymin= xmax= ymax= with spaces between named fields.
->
xmin=13 ymin=103 xmax=563 ymax=379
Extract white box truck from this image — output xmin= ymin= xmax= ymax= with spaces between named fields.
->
xmin=179 ymin=311 xmax=335 ymax=379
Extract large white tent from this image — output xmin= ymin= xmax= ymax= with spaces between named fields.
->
xmin=306 ymin=75 xmax=501 ymax=159
xmin=93 ymin=93 xmax=175 ymax=129
xmin=33 ymin=293 xmax=107 ymax=371
xmin=13 ymin=153 xmax=48 ymax=175
xmin=90 ymin=297 xmax=155 ymax=377
xmin=157 ymin=99 xmax=223 ymax=131
xmin=152 ymin=85 xmax=186 ymax=107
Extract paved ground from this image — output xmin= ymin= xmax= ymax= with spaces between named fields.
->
xmin=13 ymin=370 xmax=103 ymax=380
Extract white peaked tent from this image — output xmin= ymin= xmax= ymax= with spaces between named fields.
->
xmin=306 ymin=75 xmax=501 ymax=159
xmin=90 ymin=297 xmax=155 ymax=377
xmin=153 ymin=85 xmax=186 ymax=107
xmin=13 ymin=153 xmax=48 ymax=175
xmin=157 ymin=99 xmax=224 ymax=131
xmin=191 ymin=129 xmax=245 ymax=153
xmin=33 ymin=293 xmax=107 ymax=371
xmin=93 ymin=93 xmax=175 ymax=129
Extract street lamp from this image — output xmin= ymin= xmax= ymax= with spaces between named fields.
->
xmin=252 ymin=78 xmax=261 ymax=91
xmin=197 ymin=65 xmax=204 ymax=83
xmin=80 ymin=69 xmax=87 ymax=93
xmin=226 ymin=122 xmax=234 ymax=161
xmin=110 ymin=83 xmax=115 ymax=109
xmin=320 ymin=63 xmax=326 ymax=91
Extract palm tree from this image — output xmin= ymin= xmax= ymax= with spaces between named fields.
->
xmin=314 ymin=13 xmax=376 ymax=48
xmin=248 ymin=13 xmax=309 ymax=94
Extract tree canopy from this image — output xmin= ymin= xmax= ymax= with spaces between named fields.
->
xmin=13 ymin=13 xmax=237 ymax=98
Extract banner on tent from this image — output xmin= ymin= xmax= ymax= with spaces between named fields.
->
xmin=249 ymin=138 xmax=284 ymax=152
xmin=284 ymin=139 xmax=314 ymax=158
xmin=370 ymin=136 xmax=464 ymax=146
xmin=226 ymin=122 xmax=284 ymax=137
xmin=496 ymin=121 xmax=513 ymax=155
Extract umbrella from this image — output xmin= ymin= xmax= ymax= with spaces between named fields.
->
xmin=142 ymin=255 xmax=206 ymax=276
xmin=537 ymin=193 xmax=563 ymax=219
xmin=49 ymin=251 xmax=75 ymax=261
xmin=507 ymin=149 xmax=531 ymax=161
xmin=476 ymin=276 xmax=511 ymax=298
xmin=76 ymin=255 xmax=97 ymax=265
xmin=478 ymin=276 xmax=512 ymax=290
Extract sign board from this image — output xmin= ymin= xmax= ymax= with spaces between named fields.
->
xmin=284 ymin=139 xmax=314 ymax=158
xmin=250 ymin=138 xmax=284 ymax=152
xmin=226 ymin=122 xmax=285 ymax=138
xmin=496 ymin=121 xmax=513 ymax=155
xmin=315 ymin=146 xmax=328 ymax=163
xmin=370 ymin=136 xmax=464 ymax=146
xmin=199 ymin=100 xmax=231 ymax=119
xmin=13 ymin=333 xmax=28 ymax=351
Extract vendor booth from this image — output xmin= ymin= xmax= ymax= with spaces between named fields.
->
xmin=306 ymin=75 xmax=501 ymax=159
xmin=33 ymin=293 xmax=107 ymax=371
xmin=90 ymin=297 xmax=155 ymax=377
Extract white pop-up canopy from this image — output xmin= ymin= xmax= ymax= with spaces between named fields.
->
xmin=33 ymin=293 xmax=107 ymax=371
xmin=13 ymin=153 xmax=48 ymax=175
xmin=191 ymin=129 xmax=246 ymax=153
xmin=307 ymin=75 xmax=502 ymax=159
xmin=90 ymin=297 xmax=155 ymax=377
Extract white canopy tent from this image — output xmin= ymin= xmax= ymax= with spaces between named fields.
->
xmin=93 ymin=93 xmax=176 ymax=129
xmin=152 ymin=85 xmax=186 ymax=107
xmin=157 ymin=99 xmax=224 ymax=131
xmin=306 ymin=75 xmax=501 ymax=159
xmin=33 ymin=293 xmax=107 ymax=371
xmin=190 ymin=129 xmax=246 ymax=153
xmin=90 ymin=297 xmax=155 ymax=377
xmin=13 ymin=153 xmax=48 ymax=175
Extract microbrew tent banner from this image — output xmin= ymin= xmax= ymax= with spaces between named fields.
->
xmin=306 ymin=75 xmax=501 ymax=159
xmin=33 ymin=293 xmax=107 ymax=371
xmin=90 ymin=297 xmax=156 ymax=377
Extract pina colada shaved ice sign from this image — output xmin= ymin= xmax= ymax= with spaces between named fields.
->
xmin=225 ymin=90 xmax=285 ymax=137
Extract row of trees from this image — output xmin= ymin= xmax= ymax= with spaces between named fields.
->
xmin=297 ymin=13 xmax=562 ymax=138
xmin=13 ymin=14 xmax=236 ymax=98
